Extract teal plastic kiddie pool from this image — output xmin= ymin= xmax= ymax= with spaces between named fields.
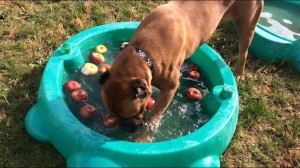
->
xmin=249 ymin=0 xmax=300 ymax=72
xmin=25 ymin=22 xmax=238 ymax=167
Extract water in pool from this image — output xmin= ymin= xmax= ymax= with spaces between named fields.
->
xmin=63 ymin=41 xmax=211 ymax=142
xmin=259 ymin=1 xmax=300 ymax=40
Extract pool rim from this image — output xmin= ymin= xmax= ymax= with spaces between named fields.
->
xmin=25 ymin=21 xmax=239 ymax=166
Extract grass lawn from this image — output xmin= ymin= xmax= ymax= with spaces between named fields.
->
xmin=0 ymin=1 xmax=299 ymax=167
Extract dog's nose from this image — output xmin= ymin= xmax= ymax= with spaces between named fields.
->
xmin=119 ymin=120 xmax=144 ymax=132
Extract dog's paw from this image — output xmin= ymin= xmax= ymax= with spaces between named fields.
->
xmin=134 ymin=116 xmax=162 ymax=143
xmin=134 ymin=129 xmax=154 ymax=143
xmin=234 ymin=69 xmax=245 ymax=81
xmin=134 ymin=122 xmax=157 ymax=143
xmin=235 ymin=74 xmax=245 ymax=81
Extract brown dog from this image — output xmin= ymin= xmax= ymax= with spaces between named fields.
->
xmin=100 ymin=0 xmax=263 ymax=142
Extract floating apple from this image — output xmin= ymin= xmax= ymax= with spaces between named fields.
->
xmin=71 ymin=89 xmax=88 ymax=102
xmin=120 ymin=42 xmax=129 ymax=50
xmin=188 ymin=63 xmax=199 ymax=71
xmin=81 ymin=63 xmax=98 ymax=76
xmin=64 ymin=80 xmax=81 ymax=91
xmin=146 ymin=98 xmax=155 ymax=110
xmin=186 ymin=87 xmax=202 ymax=101
xmin=103 ymin=115 xmax=118 ymax=128
xmin=95 ymin=44 xmax=107 ymax=54
xmin=90 ymin=52 xmax=105 ymax=64
xmin=98 ymin=64 xmax=111 ymax=74
xmin=79 ymin=104 xmax=96 ymax=118
xmin=188 ymin=70 xmax=200 ymax=79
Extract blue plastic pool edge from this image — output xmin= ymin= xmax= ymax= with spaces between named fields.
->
xmin=25 ymin=22 xmax=239 ymax=167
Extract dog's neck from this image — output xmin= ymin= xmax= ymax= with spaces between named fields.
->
xmin=125 ymin=45 xmax=155 ymax=77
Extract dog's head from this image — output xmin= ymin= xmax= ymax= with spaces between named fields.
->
xmin=100 ymin=70 xmax=152 ymax=132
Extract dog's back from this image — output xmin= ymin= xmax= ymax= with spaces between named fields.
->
xmin=101 ymin=0 xmax=264 ymax=142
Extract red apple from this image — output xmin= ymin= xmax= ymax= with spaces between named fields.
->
xmin=188 ymin=63 xmax=199 ymax=71
xmin=71 ymin=89 xmax=88 ymax=102
xmin=103 ymin=115 xmax=118 ymax=128
xmin=98 ymin=64 xmax=111 ymax=74
xmin=188 ymin=70 xmax=200 ymax=80
xmin=64 ymin=80 xmax=81 ymax=91
xmin=90 ymin=52 xmax=105 ymax=64
xmin=79 ymin=104 xmax=96 ymax=118
xmin=146 ymin=98 xmax=155 ymax=110
xmin=186 ymin=87 xmax=202 ymax=101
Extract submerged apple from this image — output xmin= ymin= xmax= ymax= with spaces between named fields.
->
xmin=79 ymin=104 xmax=96 ymax=118
xmin=71 ymin=89 xmax=88 ymax=102
xmin=98 ymin=64 xmax=111 ymax=74
xmin=95 ymin=44 xmax=107 ymax=54
xmin=188 ymin=70 xmax=200 ymax=80
xmin=81 ymin=63 xmax=98 ymax=76
xmin=186 ymin=87 xmax=202 ymax=101
xmin=90 ymin=52 xmax=105 ymax=64
xmin=188 ymin=63 xmax=199 ymax=71
xmin=64 ymin=80 xmax=81 ymax=91
xmin=103 ymin=115 xmax=118 ymax=128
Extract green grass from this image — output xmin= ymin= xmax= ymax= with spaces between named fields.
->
xmin=1 ymin=1 xmax=299 ymax=167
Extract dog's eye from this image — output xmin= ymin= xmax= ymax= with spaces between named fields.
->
xmin=133 ymin=91 xmax=147 ymax=99
xmin=131 ymin=79 xmax=148 ymax=99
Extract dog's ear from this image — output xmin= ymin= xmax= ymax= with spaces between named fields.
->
xmin=99 ymin=70 xmax=110 ymax=85
xmin=131 ymin=79 xmax=147 ymax=99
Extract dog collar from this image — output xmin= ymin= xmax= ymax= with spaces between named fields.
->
xmin=123 ymin=45 xmax=155 ymax=76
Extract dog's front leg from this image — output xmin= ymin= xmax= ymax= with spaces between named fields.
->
xmin=135 ymin=82 xmax=179 ymax=142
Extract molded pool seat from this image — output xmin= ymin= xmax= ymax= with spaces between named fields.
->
xmin=249 ymin=0 xmax=300 ymax=72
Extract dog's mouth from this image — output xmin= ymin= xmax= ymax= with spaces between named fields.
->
xmin=118 ymin=111 xmax=145 ymax=132
xmin=119 ymin=118 xmax=145 ymax=132
xmin=115 ymin=108 xmax=146 ymax=132
xmin=103 ymin=113 xmax=145 ymax=132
